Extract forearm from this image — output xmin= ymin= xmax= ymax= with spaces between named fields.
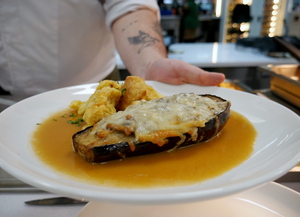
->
xmin=112 ymin=9 xmax=167 ymax=79
xmin=111 ymin=8 xmax=225 ymax=86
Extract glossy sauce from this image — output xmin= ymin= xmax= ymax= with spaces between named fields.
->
xmin=32 ymin=109 xmax=257 ymax=188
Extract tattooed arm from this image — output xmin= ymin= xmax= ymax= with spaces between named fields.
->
xmin=112 ymin=9 xmax=166 ymax=77
xmin=112 ymin=9 xmax=225 ymax=85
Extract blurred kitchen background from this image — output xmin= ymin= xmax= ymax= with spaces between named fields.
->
xmin=158 ymin=0 xmax=300 ymax=44
xmin=115 ymin=0 xmax=300 ymax=114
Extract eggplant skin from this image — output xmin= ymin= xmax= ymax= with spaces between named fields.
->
xmin=72 ymin=94 xmax=231 ymax=163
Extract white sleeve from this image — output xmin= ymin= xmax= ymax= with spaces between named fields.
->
xmin=102 ymin=0 xmax=160 ymax=29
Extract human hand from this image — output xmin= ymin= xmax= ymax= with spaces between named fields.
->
xmin=144 ymin=58 xmax=225 ymax=86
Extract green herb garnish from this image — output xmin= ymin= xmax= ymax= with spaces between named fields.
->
xmin=67 ymin=118 xmax=84 ymax=125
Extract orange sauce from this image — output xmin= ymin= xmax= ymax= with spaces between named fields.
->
xmin=32 ymin=109 xmax=256 ymax=188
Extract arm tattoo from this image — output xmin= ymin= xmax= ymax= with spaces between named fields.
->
xmin=121 ymin=20 xmax=138 ymax=32
xmin=128 ymin=31 xmax=160 ymax=54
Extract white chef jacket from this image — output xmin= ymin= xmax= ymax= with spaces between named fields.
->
xmin=0 ymin=0 xmax=159 ymax=96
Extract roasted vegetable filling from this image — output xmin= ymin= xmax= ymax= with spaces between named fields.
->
xmin=89 ymin=93 xmax=228 ymax=146
xmin=72 ymin=93 xmax=230 ymax=162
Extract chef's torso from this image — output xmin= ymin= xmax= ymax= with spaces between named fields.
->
xmin=0 ymin=0 xmax=158 ymax=96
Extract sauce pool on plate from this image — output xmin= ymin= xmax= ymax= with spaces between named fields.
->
xmin=31 ymin=109 xmax=256 ymax=188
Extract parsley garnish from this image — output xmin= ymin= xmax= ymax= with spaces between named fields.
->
xmin=67 ymin=118 xmax=84 ymax=125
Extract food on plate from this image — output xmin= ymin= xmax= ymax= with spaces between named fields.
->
xmin=72 ymin=93 xmax=231 ymax=163
xmin=69 ymin=76 xmax=164 ymax=128
xmin=116 ymin=76 xmax=164 ymax=111
xmin=69 ymin=80 xmax=122 ymax=127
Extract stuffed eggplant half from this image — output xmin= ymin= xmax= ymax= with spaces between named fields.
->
xmin=72 ymin=93 xmax=231 ymax=163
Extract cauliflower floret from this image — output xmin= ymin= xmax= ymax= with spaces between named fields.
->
xmin=69 ymin=100 xmax=84 ymax=111
xmin=69 ymin=77 xmax=164 ymax=128
xmin=96 ymin=80 xmax=121 ymax=91
xmin=70 ymin=80 xmax=122 ymax=127
xmin=117 ymin=76 xmax=164 ymax=111
xmin=80 ymin=87 xmax=121 ymax=127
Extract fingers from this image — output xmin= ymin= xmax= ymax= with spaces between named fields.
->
xmin=145 ymin=59 xmax=225 ymax=86
xmin=173 ymin=61 xmax=225 ymax=86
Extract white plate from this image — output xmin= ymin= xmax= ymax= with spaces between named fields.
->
xmin=0 ymin=82 xmax=299 ymax=204
xmin=76 ymin=182 xmax=300 ymax=217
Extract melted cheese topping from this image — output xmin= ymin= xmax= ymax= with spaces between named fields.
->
xmin=91 ymin=93 xmax=228 ymax=146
